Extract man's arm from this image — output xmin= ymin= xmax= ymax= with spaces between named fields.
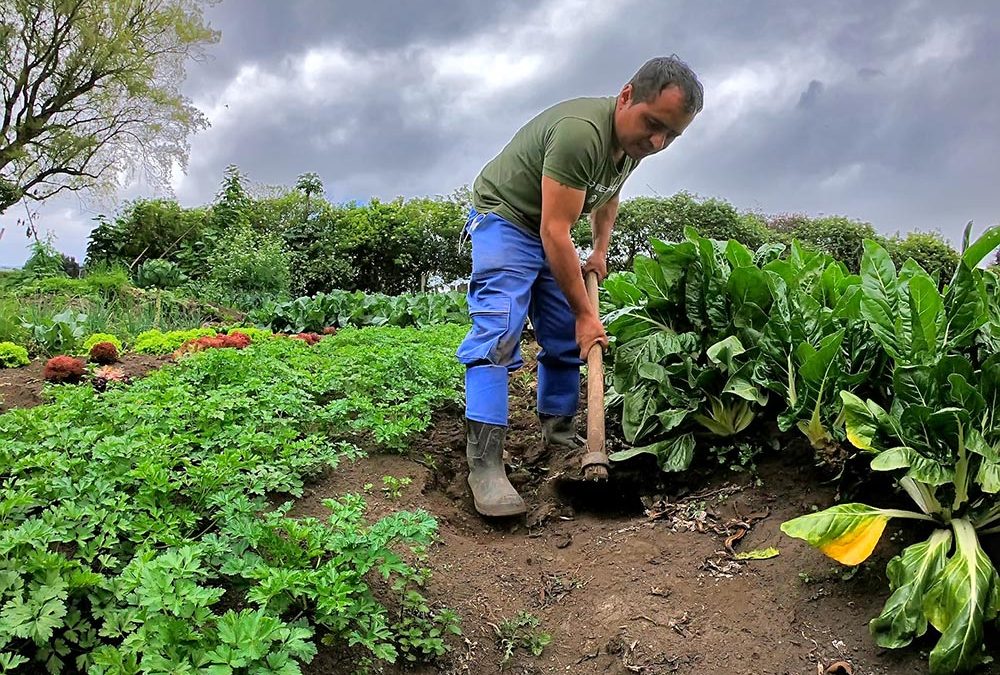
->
xmin=584 ymin=193 xmax=619 ymax=280
xmin=540 ymin=175 xmax=608 ymax=357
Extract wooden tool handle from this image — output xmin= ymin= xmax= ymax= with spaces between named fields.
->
xmin=584 ymin=271 xmax=605 ymax=456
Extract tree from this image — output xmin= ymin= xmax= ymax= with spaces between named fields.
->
xmin=294 ymin=171 xmax=323 ymax=221
xmin=0 ymin=0 xmax=219 ymax=214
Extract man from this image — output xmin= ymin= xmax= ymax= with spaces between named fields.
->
xmin=456 ymin=55 xmax=704 ymax=517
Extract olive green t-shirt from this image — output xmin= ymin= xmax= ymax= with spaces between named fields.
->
xmin=472 ymin=96 xmax=638 ymax=235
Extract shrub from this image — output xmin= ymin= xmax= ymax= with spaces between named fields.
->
xmin=573 ymin=193 xmax=773 ymax=273
xmin=768 ymin=214 xmax=878 ymax=271
xmin=208 ymin=224 xmax=291 ymax=296
xmin=89 ymin=342 xmax=120 ymax=365
xmin=82 ymin=267 xmax=131 ymax=296
xmin=886 ymin=230 xmax=959 ymax=282
xmin=82 ymin=333 xmax=124 ymax=354
xmin=84 ymin=198 xmax=212 ymax=273
xmin=135 ymin=258 xmax=188 ymax=290
xmin=43 ymin=355 xmax=86 ymax=384
xmin=0 ymin=342 xmax=30 ymax=368
xmin=22 ymin=238 xmax=68 ymax=279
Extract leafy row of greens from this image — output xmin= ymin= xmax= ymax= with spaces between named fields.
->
xmin=782 ymin=228 xmax=1000 ymax=674
xmin=601 ymin=223 xmax=1000 ymax=673
xmin=248 ymin=289 xmax=469 ymax=334
xmin=0 ymin=325 xmax=467 ymax=673
xmin=601 ymin=228 xmax=888 ymax=470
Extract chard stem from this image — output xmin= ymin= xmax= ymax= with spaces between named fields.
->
xmin=952 ymin=424 xmax=970 ymax=512
xmin=974 ymin=507 xmax=1000 ymax=530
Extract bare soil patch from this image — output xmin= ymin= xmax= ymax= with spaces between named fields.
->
xmin=0 ymin=353 xmax=170 ymax=411
xmin=294 ymin=345 xmax=955 ymax=675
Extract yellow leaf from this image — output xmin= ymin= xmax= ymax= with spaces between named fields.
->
xmin=819 ymin=516 xmax=888 ymax=565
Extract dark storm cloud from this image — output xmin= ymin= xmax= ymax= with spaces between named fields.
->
xmin=2 ymin=0 xmax=998 ymax=267
xmin=187 ymin=0 xmax=539 ymax=98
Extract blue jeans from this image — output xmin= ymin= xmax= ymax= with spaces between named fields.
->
xmin=456 ymin=208 xmax=582 ymax=426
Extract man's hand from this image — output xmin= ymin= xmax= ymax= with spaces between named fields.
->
xmin=582 ymin=250 xmax=608 ymax=282
xmin=576 ymin=310 xmax=608 ymax=361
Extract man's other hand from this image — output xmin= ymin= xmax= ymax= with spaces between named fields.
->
xmin=576 ymin=311 xmax=608 ymax=360
xmin=582 ymin=250 xmax=608 ymax=282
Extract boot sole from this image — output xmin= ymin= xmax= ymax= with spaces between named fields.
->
xmin=473 ymin=498 xmax=527 ymax=518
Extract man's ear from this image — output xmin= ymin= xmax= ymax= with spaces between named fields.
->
xmin=618 ymin=83 xmax=633 ymax=108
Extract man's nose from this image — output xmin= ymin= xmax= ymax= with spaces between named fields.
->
xmin=651 ymin=133 xmax=668 ymax=151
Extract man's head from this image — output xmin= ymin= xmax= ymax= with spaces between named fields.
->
xmin=614 ymin=55 xmax=703 ymax=161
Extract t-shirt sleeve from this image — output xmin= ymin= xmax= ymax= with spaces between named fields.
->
xmin=541 ymin=117 xmax=602 ymax=192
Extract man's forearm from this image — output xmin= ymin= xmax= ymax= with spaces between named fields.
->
xmin=540 ymin=223 xmax=594 ymax=318
xmin=590 ymin=198 xmax=618 ymax=254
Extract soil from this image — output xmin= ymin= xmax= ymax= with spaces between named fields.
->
xmin=0 ymin=353 xmax=171 ymax=411
xmin=291 ymin=343 xmax=977 ymax=675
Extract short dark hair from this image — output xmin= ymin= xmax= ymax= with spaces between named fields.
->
xmin=628 ymin=55 xmax=704 ymax=114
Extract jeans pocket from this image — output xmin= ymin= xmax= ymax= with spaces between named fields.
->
xmin=456 ymin=300 xmax=511 ymax=365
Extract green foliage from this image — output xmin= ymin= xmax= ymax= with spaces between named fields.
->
xmin=207 ymin=224 xmax=291 ymax=298
xmin=13 ymin=267 xmax=131 ymax=301
xmin=20 ymin=308 xmax=87 ymax=356
xmin=85 ymin=199 xmax=213 ymax=274
xmin=573 ymin=192 xmax=774 ymax=273
xmin=210 ymin=164 xmax=252 ymax=231
xmin=0 ymin=323 xmax=467 ymax=671
xmin=382 ymin=475 xmax=412 ymax=499
xmin=600 ymin=222 xmax=1000 ymax=674
xmin=0 ymin=341 xmax=29 ymax=367
xmin=331 ymin=196 xmax=469 ymax=295
xmin=7 ymin=286 xmax=228 ymax=356
xmin=887 ymin=230 xmax=960 ymax=284
xmin=132 ymin=328 xmax=216 ymax=354
xmin=81 ymin=333 xmax=124 ymax=355
xmin=0 ymin=299 xmax=28 ymax=345
xmin=134 ymin=258 xmax=187 ymax=290
xmin=777 ymin=225 xmax=1000 ymax=674
xmin=602 ymin=230 xmax=780 ymax=469
xmin=21 ymin=238 xmax=67 ymax=279
xmin=495 ymin=612 xmax=551 ymax=665
xmin=251 ymin=290 xmax=469 ymax=334
xmin=768 ymin=214 xmax=878 ymax=272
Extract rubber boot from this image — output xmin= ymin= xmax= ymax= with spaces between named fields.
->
xmin=539 ymin=413 xmax=585 ymax=451
xmin=466 ymin=419 xmax=526 ymax=517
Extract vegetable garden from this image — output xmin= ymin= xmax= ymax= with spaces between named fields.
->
xmin=1 ymin=223 xmax=999 ymax=674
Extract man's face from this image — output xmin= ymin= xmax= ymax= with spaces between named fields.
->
xmin=614 ymin=83 xmax=697 ymax=161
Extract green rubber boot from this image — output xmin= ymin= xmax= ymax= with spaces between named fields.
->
xmin=466 ymin=419 xmax=526 ymax=517
xmin=539 ymin=413 xmax=585 ymax=451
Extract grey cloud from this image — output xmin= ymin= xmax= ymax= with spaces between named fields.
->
xmin=797 ymin=80 xmax=824 ymax=109
xmin=857 ymin=67 xmax=885 ymax=80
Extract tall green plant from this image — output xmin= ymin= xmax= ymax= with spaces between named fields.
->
xmin=781 ymin=225 xmax=1000 ymax=674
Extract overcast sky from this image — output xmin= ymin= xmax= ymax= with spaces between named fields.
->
xmin=2 ymin=0 xmax=998 ymax=268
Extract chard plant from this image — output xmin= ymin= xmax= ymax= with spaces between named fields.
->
xmin=603 ymin=230 xmax=774 ymax=471
xmin=757 ymin=242 xmax=885 ymax=452
xmin=782 ymin=225 xmax=1000 ymax=674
